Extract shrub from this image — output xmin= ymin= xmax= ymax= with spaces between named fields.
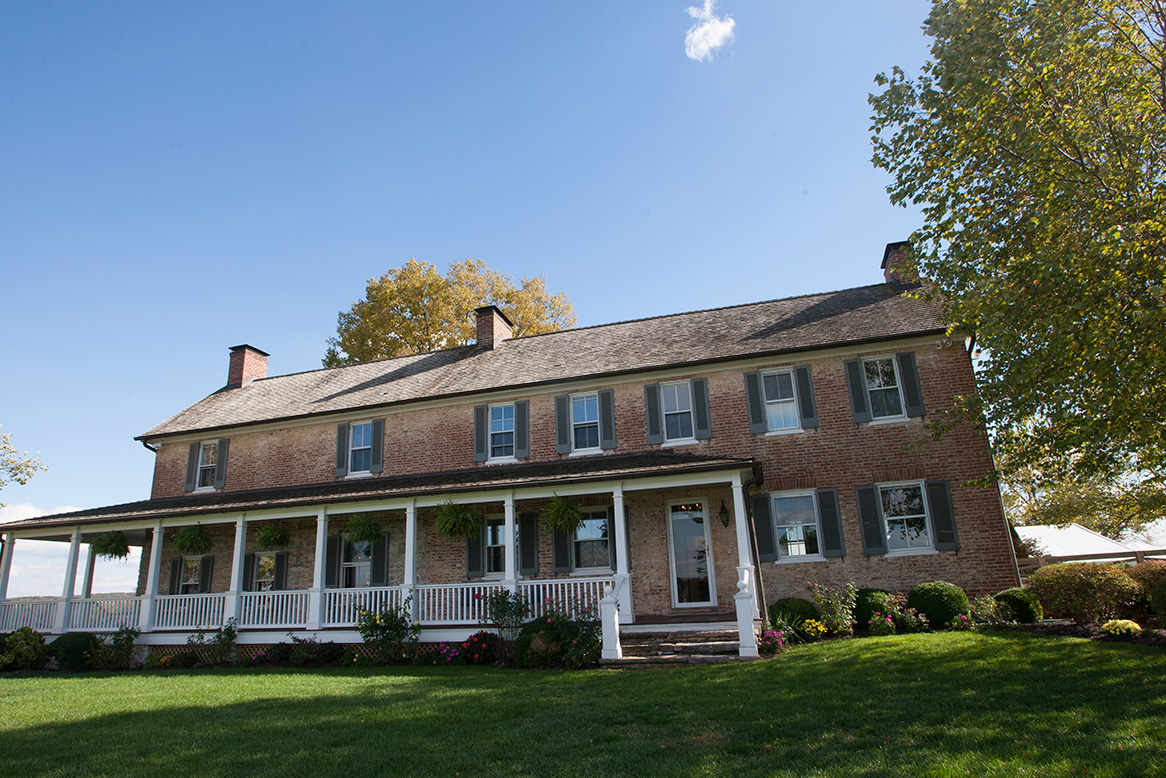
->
xmin=1100 ymin=619 xmax=1143 ymax=638
xmin=947 ymin=613 xmax=974 ymax=631
xmin=1127 ymin=560 xmax=1166 ymax=615
xmin=281 ymin=635 xmax=347 ymax=666
xmin=808 ymin=582 xmax=857 ymax=636
xmin=88 ymin=627 xmax=140 ymax=670
xmin=2 ymin=627 xmax=49 ymax=671
xmin=186 ymin=619 xmax=237 ymax=665
xmin=356 ymin=599 xmax=420 ymax=664
xmin=907 ymin=581 xmax=970 ymax=628
xmin=1028 ymin=563 xmax=1140 ymax=624
xmin=1150 ymin=577 xmax=1166 ymax=617
xmin=513 ymin=613 xmax=600 ymax=668
xmin=756 ymin=629 xmax=786 ymax=655
xmin=481 ymin=589 xmax=529 ymax=645
xmin=854 ymin=588 xmax=894 ymax=630
xmin=969 ymin=595 xmax=1010 ymax=627
xmin=994 ymin=587 xmax=1042 ymax=623
xmin=867 ymin=611 xmax=896 ymax=636
xmin=769 ymin=597 xmax=817 ymax=624
xmin=461 ymin=630 xmax=504 ymax=665
xmin=50 ymin=632 xmax=101 ymax=672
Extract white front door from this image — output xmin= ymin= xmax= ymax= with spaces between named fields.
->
xmin=667 ymin=501 xmax=716 ymax=608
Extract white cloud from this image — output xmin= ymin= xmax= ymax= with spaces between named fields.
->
xmin=685 ymin=0 xmax=736 ymax=62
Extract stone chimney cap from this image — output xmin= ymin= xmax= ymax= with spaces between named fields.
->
xmin=229 ymin=344 xmax=271 ymax=357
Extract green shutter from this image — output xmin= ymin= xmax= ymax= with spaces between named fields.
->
xmin=274 ymin=552 xmax=289 ymax=591
xmin=335 ymin=424 xmax=349 ymax=478
xmin=514 ymin=401 xmax=530 ymax=459
xmin=169 ymin=559 xmax=182 ymax=594
xmin=552 ymin=529 xmax=572 ymax=573
xmin=213 ymin=439 xmax=229 ymax=490
xmin=184 ymin=443 xmax=199 ymax=493
xmin=692 ymin=378 xmax=711 ymax=439
xmin=466 ymin=520 xmax=484 ymax=579
xmin=370 ymin=419 xmax=385 ymax=474
xmin=519 ymin=512 xmax=539 ymax=576
xmin=198 ymin=556 xmax=214 ymax=594
xmin=473 ymin=405 xmax=488 ymax=462
xmin=744 ymin=372 xmax=767 ymax=434
xmin=816 ymin=489 xmax=844 ymax=557
xmin=856 ymin=486 xmax=887 ymax=556
xmin=325 ymin=535 xmax=340 ymax=588
xmin=371 ymin=532 xmax=390 ymax=586
xmin=926 ymin=480 xmax=959 ymax=551
xmin=845 ymin=359 xmax=872 ymax=424
xmin=242 ymin=553 xmax=255 ymax=592
xmin=794 ymin=366 xmax=818 ymax=429
xmin=599 ymin=389 xmax=617 ymax=450
xmin=554 ymin=395 xmax=571 ymax=454
xmin=751 ymin=493 xmax=777 ymax=562
xmin=644 ymin=384 xmax=663 ymax=444
xmin=896 ymin=352 xmax=926 ymax=417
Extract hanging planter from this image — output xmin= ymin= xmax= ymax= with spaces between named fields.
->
xmin=344 ymin=513 xmax=383 ymax=545
xmin=436 ymin=503 xmax=481 ymax=539
xmin=172 ymin=524 xmax=213 ymax=555
xmin=90 ymin=530 xmax=131 ymax=560
xmin=255 ymin=523 xmax=291 ymax=550
xmin=543 ymin=495 xmax=584 ymax=535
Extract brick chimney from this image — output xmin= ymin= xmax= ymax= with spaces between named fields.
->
xmin=881 ymin=241 xmax=920 ymax=291
xmin=475 ymin=305 xmax=513 ymax=350
xmin=227 ymin=344 xmax=269 ymax=388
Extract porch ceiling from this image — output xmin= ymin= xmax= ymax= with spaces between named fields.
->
xmin=1 ymin=451 xmax=757 ymax=533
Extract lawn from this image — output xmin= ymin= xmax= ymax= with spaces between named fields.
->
xmin=1 ymin=632 xmax=1162 ymax=778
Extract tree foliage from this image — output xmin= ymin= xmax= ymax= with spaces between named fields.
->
xmin=870 ymin=0 xmax=1166 ymax=480
xmin=0 ymin=426 xmax=46 ymax=508
xmin=324 ymin=259 xmax=575 ymax=366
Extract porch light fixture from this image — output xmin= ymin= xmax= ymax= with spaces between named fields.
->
xmin=719 ymin=500 xmax=731 ymax=528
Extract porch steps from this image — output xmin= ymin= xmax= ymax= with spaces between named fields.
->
xmin=601 ymin=629 xmax=747 ymax=667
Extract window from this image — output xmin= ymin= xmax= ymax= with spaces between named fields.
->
xmin=349 ymin=422 xmax=373 ymax=474
xmin=254 ymin=553 xmax=277 ymax=591
xmin=573 ymin=508 xmax=610 ymax=569
xmin=180 ymin=557 xmax=202 ymax=594
xmin=864 ymin=357 xmax=905 ymax=419
xmin=196 ymin=441 xmax=219 ymax=490
xmin=489 ymin=404 xmax=515 ymax=459
xmin=484 ymin=517 xmax=505 ymax=575
xmin=772 ymin=493 xmax=821 ymax=559
xmin=661 ymin=382 xmax=694 ymax=441
xmin=342 ymin=535 xmax=373 ymax=588
xmin=571 ymin=394 xmax=600 ymax=451
xmin=880 ymin=483 xmax=931 ymax=551
xmin=762 ymin=371 xmax=799 ymax=431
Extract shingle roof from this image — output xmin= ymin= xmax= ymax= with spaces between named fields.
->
xmin=0 ymin=451 xmax=756 ymax=531
xmin=140 ymin=283 xmax=943 ymax=439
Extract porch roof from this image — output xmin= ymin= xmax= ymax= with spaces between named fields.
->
xmin=0 ymin=451 xmax=757 ymax=532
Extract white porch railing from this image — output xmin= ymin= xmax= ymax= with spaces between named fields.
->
xmin=322 ymin=586 xmax=404 ymax=628
xmin=69 ymin=597 xmax=141 ymax=632
xmin=413 ymin=581 xmax=505 ymax=625
xmin=0 ymin=600 xmax=58 ymax=632
xmin=239 ymin=591 xmax=311 ymax=629
xmin=154 ymin=593 xmax=226 ymax=630
xmin=518 ymin=577 xmax=615 ymax=619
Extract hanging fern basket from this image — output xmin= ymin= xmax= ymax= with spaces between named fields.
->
xmin=436 ymin=503 xmax=481 ymax=539
xmin=543 ymin=495 xmax=584 ymax=535
xmin=91 ymin=530 xmax=131 ymax=560
xmin=172 ymin=524 xmax=213 ymax=555
xmin=344 ymin=514 xmax=384 ymax=545
xmin=255 ymin=523 xmax=291 ymax=550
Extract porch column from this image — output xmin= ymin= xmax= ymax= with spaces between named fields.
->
xmin=731 ymin=473 xmax=759 ymax=658
xmin=502 ymin=492 xmax=517 ymax=593
xmin=403 ymin=501 xmax=417 ymax=620
xmin=611 ymin=484 xmax=633 ymax=624
xmin=225 ymin=515 xmax=247 ymax=625
xmin=82 ymin=545 xmax=97 ymax=599
xmin=53 ymin=528 xmax=82 ymax=634
xmin=307 ymin=508 xmax=328 ymax=630
xmin=0 ymin=533 xmax=15 ymax=603
xmin=138 ymin=522 xmax=165 ymax=633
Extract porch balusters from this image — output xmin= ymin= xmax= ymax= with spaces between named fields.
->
xmin=138 ymin=521 xmax=165 ymax=633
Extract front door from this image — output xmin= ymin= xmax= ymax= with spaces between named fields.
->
xmin=667 ymin=501 xmax=716 ymax=607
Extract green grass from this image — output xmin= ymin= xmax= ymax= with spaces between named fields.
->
xmin=1 ymin=632 xmax=1163 ymax=777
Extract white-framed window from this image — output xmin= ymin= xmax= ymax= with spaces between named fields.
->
xmin=573 ymin=507 xmax=611 ymax=570
xmin=880 ymin=482 xmax=932 ymax=552
xmin=661 ymin=382 xmax=695 ymax=441
xmin=489 ymin=404 xmax=515 ymax=460
xmin=196 ymin=441 xmax=219 ymax=490
xmin=341 ymin=535 xmax=373 ymax=588
xmin=484 ymin=516 xmax=506 ymax=575
xmin=349 ymin=421 xmax=374 ymax=474
xmin=180 ymin=557 xmax=202 ymax=594
xmin=571 ymin=393 xmax=600 ymax=452
xmin=761 ymin=370 xmax=799 ymax=431
xmin=772 ymin=491 xmax=823 ymax=560
xmin=863 ymin=357 xmax=905 ymax=420
xmin=254 ymin=552 xmax=277 ymax=591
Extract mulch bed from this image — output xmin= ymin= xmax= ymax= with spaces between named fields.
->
xmin=992 ymin=619 xmax=1166 ymax=647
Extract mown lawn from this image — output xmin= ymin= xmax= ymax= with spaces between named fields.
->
xmin=1 ymin=632 xmax=1162 ymax=778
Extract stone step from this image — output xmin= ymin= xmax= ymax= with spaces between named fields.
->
xmin=600 ymin=653 xmax=748 ymax=667
xmin=659 ymin=640 xmax=738 ymax=655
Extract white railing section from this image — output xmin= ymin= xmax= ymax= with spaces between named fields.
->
xmin=413 ymin=581 xmax=505 ymax=625
xmin=154 ymin=593 xmax=226 ymax=630
xmin=69 ymin=597 xmax=141 ymax=632
xmin=322 ymin=586 xmax=403 ymax=628
xmin=0 ymin=600 xmax=58 ymax=632
xmin=239 ymin=591 xmax=311 ymax=629
xmin=519 ymin=577 xmax=615 ymax=619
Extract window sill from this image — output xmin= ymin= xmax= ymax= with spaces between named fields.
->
xmin=193 ymin=486 xmax=216 ymax=494
xmin=484 ymin=457 xmax=518 ymax=466
xmin=867 ymin=415 xmax=909 ymax=426
xmin=571 ymin=567 xmax=613 ymax=576
xmin=885 ymin=548 xmax=938 ymax=558
xmin=774 ymin=555 xmax=827 ymax=565
xmin=764 ymin=427 xmax=804 ymax=437
xmin=569 ymin=448 xmax=603 ymax=457
xmin=662 ymin=438 xmax=698 ymax=447
xmin=344 ymin=471 xmax=373 ymax=480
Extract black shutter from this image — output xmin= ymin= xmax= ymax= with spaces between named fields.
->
xmin=692 ymin=378 xmax=711 ymax=439
xmin=896 ymin=352 xmax=926 ymax=418
xmin=169 ymin=559 xmax=182 ymax=594
xmin=335 ymin=424 xmax=350 ymax=477
xmin=644 ymin=384 xmax=663 ymax=444
xmin=184 ymin=443 xmax=199 ymax=493
xmin=622 ymin=505 xmax=632 ymax=569
xmin=856 ymin=485 xmax=887 ymax=556
xmin=466 ymin=519 xmax=484 ymax=579
xmin=744 ymin=372 xmax=767 ymax=434
xmin=325 ymin=535 xmax=340 ymax=588
xmin=514 ymin=401 xmax=529 ymax=459
xmin=274 ymin=552 xmax=289 ymax=590
xmin=198 ymin=556 xmax=214 ymax=594
xmin=816 ymin=489 xmax=844 ymax=558
xmin=519 ymin=512 xmax=539 ymax=576
xmin=552 ymin=529 xmax=572 ymax=573
xmin=926 ymin=480 xmax=959 ymax=551
xmin=213 ymin=439 xmax=229 ymax=490
xmin=844 ymin=359 xmax=872 ymax=424
xmin=751 ymin=493 xmax=777 ymax=562
xmin=794 ymin=366 xmax=818 ymax=429
xmin=370 ymin=419 xmax=385 ymax=474
xmin=371 ymin=532 xmax=390 ymax=586
xmin=242 ymin=553 xmax=255 ymax=592
xmin=473 ymin=405 xmax=488 ymax=462
xmin=554 ymin=395 xmax=572 ymax=454
xmin=599 ymin=389 xmax=617 ymax=450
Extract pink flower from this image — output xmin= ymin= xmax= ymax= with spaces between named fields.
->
xmin=544 ymin=597 xmax=551 ymax=604
xmin=547 ymin=618 xmax=552 ymax=623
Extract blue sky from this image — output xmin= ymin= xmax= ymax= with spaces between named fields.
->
xmin=0 ymin=1 xmax=933 ymax=594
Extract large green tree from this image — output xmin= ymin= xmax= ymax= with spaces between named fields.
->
xmin=324 ymin=259 xmax=575 ymax=366
xmin=0 ymin=426 xmax=46 ymax=508
xmin=870 ymin=0 xmax=1166 ymax=481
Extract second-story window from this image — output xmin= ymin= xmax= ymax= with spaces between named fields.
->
xmin=661 ymin=382 xmax=694 ymax=441
xmin=762 ymin=371 xmax=799 ymax=431
xmin=490 ymin=404 xmax=515 ymax=459
xmin=196 ymin=441 xmax=219 ymax=489
xmin=864 ymin=357 xmax=905 ymax=419
xmin=349 ymin=422 xmax=373 ymax=474
xmin=572 ymin=394 xmax=600 ymax=451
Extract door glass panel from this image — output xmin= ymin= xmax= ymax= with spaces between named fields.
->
xmin=670 ymin=504 xmax=712 ymax=605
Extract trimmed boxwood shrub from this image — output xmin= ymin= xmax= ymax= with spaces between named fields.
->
xmin=1028 ymin=563 xmax=1140 ymax=624
xmin=769 ymin=597 xmax=818 ymax=625
xmin=994 ymin=587 xmax=1042 ymax=623
xmin=1127 ymin=560 xmax=1166 ymax=615
xmin=512 ymin=614 xmax=600 ymax=668
xmin=906 ymin=581 xmax=970 ymax=628
xmin=1 ymin=627 xmax=49 ymax=671
xmin=50 ymin=632 xmax=101 ymax=672
xmin=854 ymin=588 xmax=894 ymax=630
